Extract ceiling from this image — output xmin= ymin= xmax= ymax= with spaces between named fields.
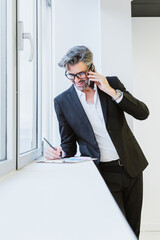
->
xmin=132 ymin=0 xmax=160 ymax=17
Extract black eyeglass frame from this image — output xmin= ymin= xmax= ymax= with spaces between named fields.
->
xmin=65 ymin=64 xmax=91 ymax=81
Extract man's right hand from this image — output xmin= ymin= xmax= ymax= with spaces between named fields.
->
xmin=45 ymin=146 xmax=62 ymax=160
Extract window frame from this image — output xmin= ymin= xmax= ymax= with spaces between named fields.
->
xmin=17 ymin=0 xmax=42 ymax=169
xmin=0 ymin=0 xmax=17 ymax=177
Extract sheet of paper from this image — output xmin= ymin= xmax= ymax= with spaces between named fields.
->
xmin=36 ymin=156 xmax=97 ymax=164
xmin=64 ymin=157 xmax=97 ymax=163
xmin=36 ymin=159 xmax=65 ymax=164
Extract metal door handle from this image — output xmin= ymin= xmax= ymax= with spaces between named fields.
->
xmin=18 ymin=21 xmax=34 ymax=62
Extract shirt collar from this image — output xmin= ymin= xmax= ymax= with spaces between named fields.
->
xmin=74 ymin=85 xmax=85 ymax=98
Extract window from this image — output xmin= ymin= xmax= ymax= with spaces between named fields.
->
xmin=0 ymin=0 xmax=7 ymax=161
xmin=0 ymin=0 xmax=52 ymax=175
xmin=19 ymin=12 xmax=38 ymax=154
xmin=0 ymin=0 xmax=16 ymax=177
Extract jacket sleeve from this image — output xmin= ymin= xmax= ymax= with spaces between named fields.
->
xmin=54 ymin=98 xmax=77 ymax=157
xmin=108 ymin=77 xmax=150 ymax=120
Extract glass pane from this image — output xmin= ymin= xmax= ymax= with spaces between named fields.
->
xmin=19 ymin=0 xmax=37 ymax=154
xmin=0 ymin=0 xmax=7 ymax=161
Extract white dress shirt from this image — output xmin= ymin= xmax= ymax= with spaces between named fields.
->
xmin=75 ymin=86 xmax=123 ymax=162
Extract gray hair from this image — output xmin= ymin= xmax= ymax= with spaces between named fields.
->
xmin=58 ymin=46 xmax=93 ymax=69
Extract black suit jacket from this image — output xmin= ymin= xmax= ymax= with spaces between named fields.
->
xmin=54 ymin=77 xmax=149 ymax=178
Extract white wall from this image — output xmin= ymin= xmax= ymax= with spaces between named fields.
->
xmin=132 ymin=18 xmax=160 ymax=231
xmin=100 ymin=0 xmax=133 ymax=128
xmin=53 ymin=0 xmax=101 ymax=94
xmin=101 ymin=0 xmax=132 ymax=87
xmin=52 ymin=0 xmax=101 ymax=146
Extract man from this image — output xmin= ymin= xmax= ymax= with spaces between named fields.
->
xmin=45 ymin=46 xmax=149 ymax=238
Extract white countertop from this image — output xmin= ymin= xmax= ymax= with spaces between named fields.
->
xmin=0 ymin=159 xmax=137 ymax=240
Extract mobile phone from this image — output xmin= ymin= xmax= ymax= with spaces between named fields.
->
xmin=88 ymin=63 xmax=95 ymax=89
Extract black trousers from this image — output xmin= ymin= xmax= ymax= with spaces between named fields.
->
xmin=99 ymin=160 xmax=143 ymax=239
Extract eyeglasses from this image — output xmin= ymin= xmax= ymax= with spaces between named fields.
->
xmin=65 ymin=65 xmax=90 ymax=81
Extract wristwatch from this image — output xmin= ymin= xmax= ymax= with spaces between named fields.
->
xmin=112 ymin=89 xmax=122 ymax=101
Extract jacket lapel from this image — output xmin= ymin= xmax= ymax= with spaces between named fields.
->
xmin=67 ymin=85 xmax=94 ymax=132
xmin=67 ymin=85 xmax=108 ymax=131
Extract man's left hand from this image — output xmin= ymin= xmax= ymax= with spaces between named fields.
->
xmin=88 ymin=70 xmax=116 ymax=98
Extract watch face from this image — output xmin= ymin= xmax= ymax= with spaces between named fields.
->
xmin=113 ymin=90 xmax=122 ymax=101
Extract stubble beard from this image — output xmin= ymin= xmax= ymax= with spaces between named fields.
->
xmin=74 ymin=80 xmax=88 ymax=91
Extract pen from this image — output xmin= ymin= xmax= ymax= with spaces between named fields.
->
xmin=43 ymin=138 xmax=57 ymax=150
xmin=43 ymin=138 xmax=62 ymax=157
